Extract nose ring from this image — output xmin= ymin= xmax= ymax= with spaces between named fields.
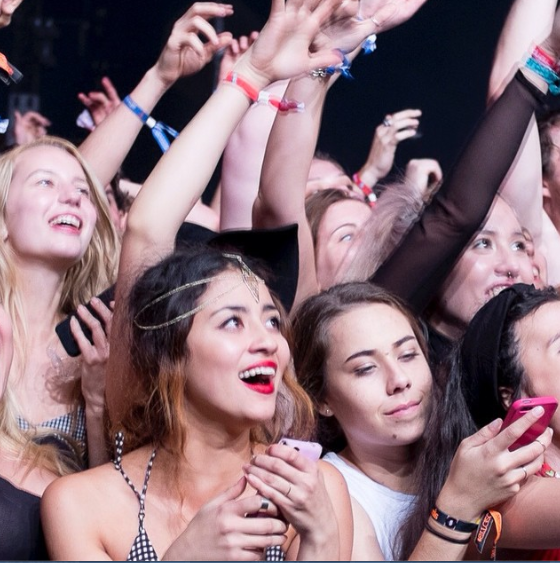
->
xmin=506 ymin=270 xmax=513 ymax=279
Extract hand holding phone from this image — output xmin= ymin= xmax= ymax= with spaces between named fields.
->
xmin=278 ymin=437 xmax=322 ymax=462
xmin=55 ymin=285 xmax=115 ymax=357
xmin=501 ymin=396 xmax=558 ymax=451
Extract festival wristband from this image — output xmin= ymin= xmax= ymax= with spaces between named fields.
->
xmin=430 ymin=506 xmax=480 ymax=533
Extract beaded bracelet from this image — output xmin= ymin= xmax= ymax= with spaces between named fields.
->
xmin=532 ymin=44 xmax=559 ymax=73
xmin=352 ymin=172 xmax=377 ymax=207
xmin=430 ymin=506 xmax=480 ymax=533
xmin=223 ymin=72 xmax=304 ymax=112
xmin=525 ymin=57 xmax=560 ymax=95
xmin=122 ymin=96 xmax=178 ymax=152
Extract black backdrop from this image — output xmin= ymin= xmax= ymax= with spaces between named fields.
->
xmin=0 ymin=0 xmax=519 ymax=201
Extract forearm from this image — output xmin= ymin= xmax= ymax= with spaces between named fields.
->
xmin=220 ymin=81 xmax=288 ymax=230
xmin=489 ymin=0 xmax=555 ymax=100
xmin=255 ymin=75 xmax=329 ymax=227
xmin=85 ymin=405 xmax=110 ymax=468
xmin=79 ymin=67 xmax=170 ymax=187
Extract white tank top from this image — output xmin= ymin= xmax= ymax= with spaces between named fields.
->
xmin=323 ymin=452 xmax=415 ymax=560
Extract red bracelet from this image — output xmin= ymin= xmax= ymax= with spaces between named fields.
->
xmin=353 ymin=172 xmax=377 ymax=207
xmin=532 ymin=45 xmax=560 ymax=73
xmin=223 ymin=72 xmax=304 ymax=112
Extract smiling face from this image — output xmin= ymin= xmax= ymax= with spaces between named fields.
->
xmin=322 ymin=302 xmax=432 ymax=452
xmin=432 ymin=197 xmax=534 ymax=339
xmin=315 ymin=198 xmax=372 ymax=290
xmin=184 ymin=271 xmax=291 ymax=430
xmin=4 ymin=144 xmax=98 ymax=270
xmin=515 ymin=301 xmax=560 ymax=436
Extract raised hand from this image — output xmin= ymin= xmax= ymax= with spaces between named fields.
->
xmin=13 ymin=110 xmax=51 ymax=145
xmin=358 ymin=0 xmax=429 ymax=32
xmin=154 ymin=2 xmax=234 ymax=88
xmin=164 ymin=477 xmax=288 ymax=561
xmin=237 ymin=0 xmax=345 ymax=88
xmin=217 ymin=32 xmax=259 ymax=84
xmin=77 ymin=76 xmax=121 ymax=129
xmin=358 ymin=108 xmax=422 ymax=186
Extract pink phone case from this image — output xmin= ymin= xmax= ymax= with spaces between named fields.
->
xmin=279 ymin=437 xmax=322 ymax=461
xmin=501 ymin=396 xmax=558 ymax=451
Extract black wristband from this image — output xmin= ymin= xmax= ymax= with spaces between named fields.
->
xmin=425 ymin=523 xmax=471 ymax=545
xmin=430 ymin=506 xmax=480 ymax=533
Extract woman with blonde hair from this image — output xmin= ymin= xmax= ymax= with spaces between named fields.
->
xmin=0 ymin=135 xmax=119 ymax=467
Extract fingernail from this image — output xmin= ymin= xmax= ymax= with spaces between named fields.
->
xmin=489 ymin=418 xmax=501 ymax=430
xmin=533 ymin=406 xmax=545 ymax=416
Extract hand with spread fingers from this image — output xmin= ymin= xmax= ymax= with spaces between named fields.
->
xmin=217 ymin=32 xmax=259 ymax=84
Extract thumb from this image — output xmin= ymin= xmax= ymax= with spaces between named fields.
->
xmin=211 ymin=475 xmax=248 ymax=506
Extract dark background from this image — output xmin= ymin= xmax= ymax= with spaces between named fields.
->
xmin=0 ymin=0 xmax=522 ymax=200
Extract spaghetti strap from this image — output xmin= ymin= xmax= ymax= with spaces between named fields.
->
xmin=113 ymin=432 xmax=159 ymax=561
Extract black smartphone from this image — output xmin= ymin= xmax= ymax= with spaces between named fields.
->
xmin=55 ymin=285 xmax=115 ymax=357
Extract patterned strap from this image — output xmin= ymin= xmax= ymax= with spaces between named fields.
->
xmin=113 ymin=432 xmax=157 ymax=530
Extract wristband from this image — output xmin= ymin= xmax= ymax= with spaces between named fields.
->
xmin=430 ymin=506 xmax=480 ymax=533
xmin=525 ymin=57 xmax=560 ymax=95
xmin=532 ymin=45 xmax=558 ymax=72
xmin=352 ymin=172 xmax=377 ymax=207
xmin=122 ymin=95 xmax=178 ymax=152
xmin=424 ymin=523 xmax=471 ymax=545
xmin=223 ymin=72 xmax=304 ymax=112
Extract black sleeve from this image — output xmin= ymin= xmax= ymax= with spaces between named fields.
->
xmin=370 ymin=71 xmax=546 ymax=315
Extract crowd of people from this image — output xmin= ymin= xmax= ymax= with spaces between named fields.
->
xmin=3 ymin=0 xmax=560 ymax=560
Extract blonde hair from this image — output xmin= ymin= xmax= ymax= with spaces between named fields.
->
xmin=0 ymin=136 xmax=119 ymax=372
xmin=0 ymin=137 xmax=119 ymax=474
xmin=336 ymin=180 xmax=429 ymax=283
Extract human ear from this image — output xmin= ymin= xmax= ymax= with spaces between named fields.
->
xmin=498 ymin=386 xmax=514 ymax=410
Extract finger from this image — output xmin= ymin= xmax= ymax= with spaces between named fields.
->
xmin=395 ymin=128 xmax=420 ymax=142
xmin=239 ymin=35 xmax=249 ymax=52
xmin=392 ymin=117 xmax=420 ymax=131
xmin=266 ymin=443 xmax=318 ymax=471
xmin=70 ymin=316 xmax=94 ymax=354
xmin=87 ymin=91 xmax=111 ymax=106
xmin=75 ymin=305 xmax=108 ymax=352
xmin=187 ymin=15 xmax=222 ymax=45
xmin=249 ymin=31 xmax=259 ymax=45
xmin=88 ymin=297 xmax=113 ymax=335
xmin=490 ymin=406 xmax=546 ymax=452
xmin=509 ymin=426 xmax=554 ymax=468
xmin=101 ymin=76 xmax=120 ymax=102
xmin=390 ymin=108 xmax=422 ymax=120
xmin=244 ymin=470 xmax=292 ymax=508
xmin=184 ymin=2 xmax=234 ymax=20
xmin=463 ymin=417 xmax=503 ymax=448
xmin=208 ymin=476 xmax=248 ymax=507
xmin=77 ymin=93 xmax=95 ymax=109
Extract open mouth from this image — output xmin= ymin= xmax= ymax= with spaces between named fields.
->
xmin=238 ymin=366 xmax=275 ymax=395
xmin=49 ymin=214 xmax=82 ymax=231
xmin=487 ymin=285 xmax=512 ymax=299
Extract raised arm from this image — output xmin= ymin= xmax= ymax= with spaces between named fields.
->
xmin=487 ymin=0 xmax=560 ymax=284
xmin=370 ymin=47 xmax=554 ymax=313
xmin=79 ymin=2 xmax=234 ymax=188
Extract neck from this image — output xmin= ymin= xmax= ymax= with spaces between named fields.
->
xmin=427 ymin=309 xmax=466 ymax=341
xmin=13 ymin=258 xmax=65 ymax=333
xmin=340 ymin=440 xmax=418 ymax=494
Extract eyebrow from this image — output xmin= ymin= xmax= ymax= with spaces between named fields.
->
xmin=25 ymin=169 xmax=88 ymax=184
xmin=210 ymin=303 xmax=279 ymax=317
xmin=547 ymin=331 xmax=560 ymax=348
xmin=344 ymin=335 xmax=417 ymax=363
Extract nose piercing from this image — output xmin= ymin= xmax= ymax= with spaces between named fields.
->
xmin=506 ymin=270 xmax=513 ymax=279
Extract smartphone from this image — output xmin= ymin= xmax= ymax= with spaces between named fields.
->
xmin=55 ymin=285 xmax=115 ymax=357
xmin=501 ymin=396 xmax=558 ymax=451
xmin=279 ymin=437 xmax=322 ymax=462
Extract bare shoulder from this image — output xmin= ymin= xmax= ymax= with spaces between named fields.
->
xmin=318 ymin=458 xmax=348 ymax=488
